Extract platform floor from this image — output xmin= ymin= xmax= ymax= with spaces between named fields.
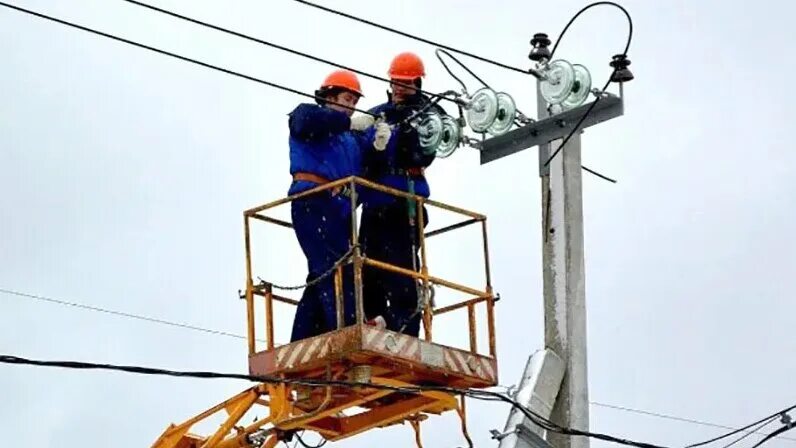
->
xmin=249 ymin=324 xmax=498 ymax=389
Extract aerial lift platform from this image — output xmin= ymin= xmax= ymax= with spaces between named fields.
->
xmin=152 ymin=177 xmax=498 ymax=448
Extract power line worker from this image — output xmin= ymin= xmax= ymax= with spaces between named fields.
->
xmin=360 ymin=52 xmax=445 ymax=337
xmin=288 ymin=69 xmax=390 ymax=342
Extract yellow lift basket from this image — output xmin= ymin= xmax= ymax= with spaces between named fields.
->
xmin=152 ymin=176 xmax=498 ymax=448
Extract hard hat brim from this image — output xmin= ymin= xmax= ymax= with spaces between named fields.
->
xmin=389 ymin=74 xmax=424 ymax=81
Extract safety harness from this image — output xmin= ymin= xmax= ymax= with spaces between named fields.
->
xmin=292 ymin=172 xmax=350 ymax=197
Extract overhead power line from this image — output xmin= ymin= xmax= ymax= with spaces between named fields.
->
xmin=2 ymin=353 xmax=795 ymax=448
xmin=542 ymin=75 xmax=613 ymax=167
xmin=2 ymin=0 xmax=629 ymax=176
xmin=719 ymin=417 xmax=778 ymax=448
xmin=581 ymin=165 xmax=618 ymax=183
xmin=543 ymin=1 xmax=634 ymax=167
xmin=548 ymin=1 xmax=633 ymax=60
xmin=433 ymin=47 xmax=617 ymax=183
xmin=120 ymin=0 xmax=459 ymax=107
xmin=0 ymin=353 xmax=665 ymax=448
xmin=684 ymin=405 xmax=796 ymax=448
xmin=123 ymin=0 xmax=615 ymax=184
xmin=6 ymin=3 xmax=774 ymax=446
xmin=8 ymin=284 xmax=792 ymax=445
xmin=288 ymin=0 xmax=531 ymax=76
xmin=592 ymin=402 xmax=796 ymax=444
xmin=286 ymin=1 xmax=632 ymax=172
xmin=0 ymin=287 xmax=256 ymax=342
xmin=0 ymin=1 xmax=377 ymax=116
xmin=751 ymin=422 xmax=796 ymax=448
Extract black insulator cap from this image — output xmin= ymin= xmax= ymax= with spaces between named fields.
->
xmin=609 ymin=54 xmax=634 ymax=82
xmin=529 ymin=33 xmax=552 ymax=62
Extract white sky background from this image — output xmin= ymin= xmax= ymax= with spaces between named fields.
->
xmin=1 ymin=0 xmax=795 ymax=447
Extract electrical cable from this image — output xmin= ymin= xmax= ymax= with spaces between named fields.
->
xmin=506 ymin=402 xmax=668 ymax=448
xmin=719 ymin=416 xmax=778 ymax=448
xmin=750 ymin=422 xmax=796 ymax=448
xmin=592 ymin=402 xmax=796 ymax=444
xmin=542 ymin=1 xmax=634 ymax=168
xmin=542 ymin=64 xmax=613 ymax=168
xmin=434 ymin=47 xmax=528 ymax=130
xmin=288 ymin=0 xmax=530 ymax=76
xmin=3 ymin=2 xmax=761 ymax=446
xmin=435 ymin=48 xmax=527 ymax=130
xmin=434 ymin=48 xmax=617 ymax=183
xmin=6 ymin=290 xmax=794 ymax=445
xmin=120 ymin=0 xmax=461 ymax=107
xmin=0 ymin=287 xmax=256 ymax=341
xmin=6 ymin=353 xmax=789 ymax=448
xmin=295 ymin=431 xmax=327 ymax=448
xmin=685 ymin=405 xmax=796 ymax=448
xmin=2 ymin=0 xmax=623 ymax=178
xmin=0 ymin=1 xmax=378 ymax=117
xmin=0 ymin=353 xmax=671 ymax=448
xmin=581 ymin=164 xmax=618 ymax=183
xmin=287 ymin=0 xmax=637 ymax=179
xmin=435 ymin=48 xmax=492 ymax=92
xmin=549 ymin=1 xmax=633 ymax=60
xmin=435 ymin=50 xmax=469 ymax=93
xmin=21 ymin=284 xmax=780 ymax=444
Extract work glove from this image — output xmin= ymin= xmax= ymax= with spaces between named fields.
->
xmin=350 ymin=114 xmax=375 ymax=131
xmin=373 ymin=122 xmax=391 ymax=151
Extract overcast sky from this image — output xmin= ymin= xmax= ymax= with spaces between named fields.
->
xmin=1 ymin=0 xmax=795 ymax=447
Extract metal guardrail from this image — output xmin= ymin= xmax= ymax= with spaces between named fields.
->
xmin=242 ymin=176 xmax=496 ymax=358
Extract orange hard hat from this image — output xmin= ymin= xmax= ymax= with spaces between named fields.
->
xmin=388 ymin=52 xmax=426 ymax=80
xmin=320 ymin=69 xmax=363 ymax=96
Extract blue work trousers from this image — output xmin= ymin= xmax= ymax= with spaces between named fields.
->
xmin=289 ymin=192 xmax=357 ymax=342
xmin=360 ymin=200 xmax=428 ymax=337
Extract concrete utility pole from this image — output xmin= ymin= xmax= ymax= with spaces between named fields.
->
xmin=480 ymin=34 xmax=631 ymax=448
xmin=538 ymin=87 xmax=589 ymax=448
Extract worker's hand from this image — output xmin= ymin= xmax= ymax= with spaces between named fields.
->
xmin=373 ymin=122 xmax=391 ymax=151
xmin=350 ymin=114 xmax=375 ymax=131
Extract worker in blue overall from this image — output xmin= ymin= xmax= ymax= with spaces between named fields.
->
xmin=288 ymin=70 xmax=391 ymax=342
xmin=360 ymin=52 xmax=445 ymax=337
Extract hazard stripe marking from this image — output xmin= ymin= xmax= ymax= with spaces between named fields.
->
xmin=364 ymin=328 xmax=380 ymax=346
xmin=405 ymin=340 xmax=420 ymax=358
xmin=300 ymin=338 xmax=322 ymax=364
xmin=284 ymin=340 xmax=306 ymax=368
xmin=481 ymin=359 xmax=495 ymax=380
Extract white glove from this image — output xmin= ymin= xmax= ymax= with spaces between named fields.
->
xmin=350 ymin=114 xmax=375 ymax=131
xmin=373 ymin=122 xmax=391 ymax=151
